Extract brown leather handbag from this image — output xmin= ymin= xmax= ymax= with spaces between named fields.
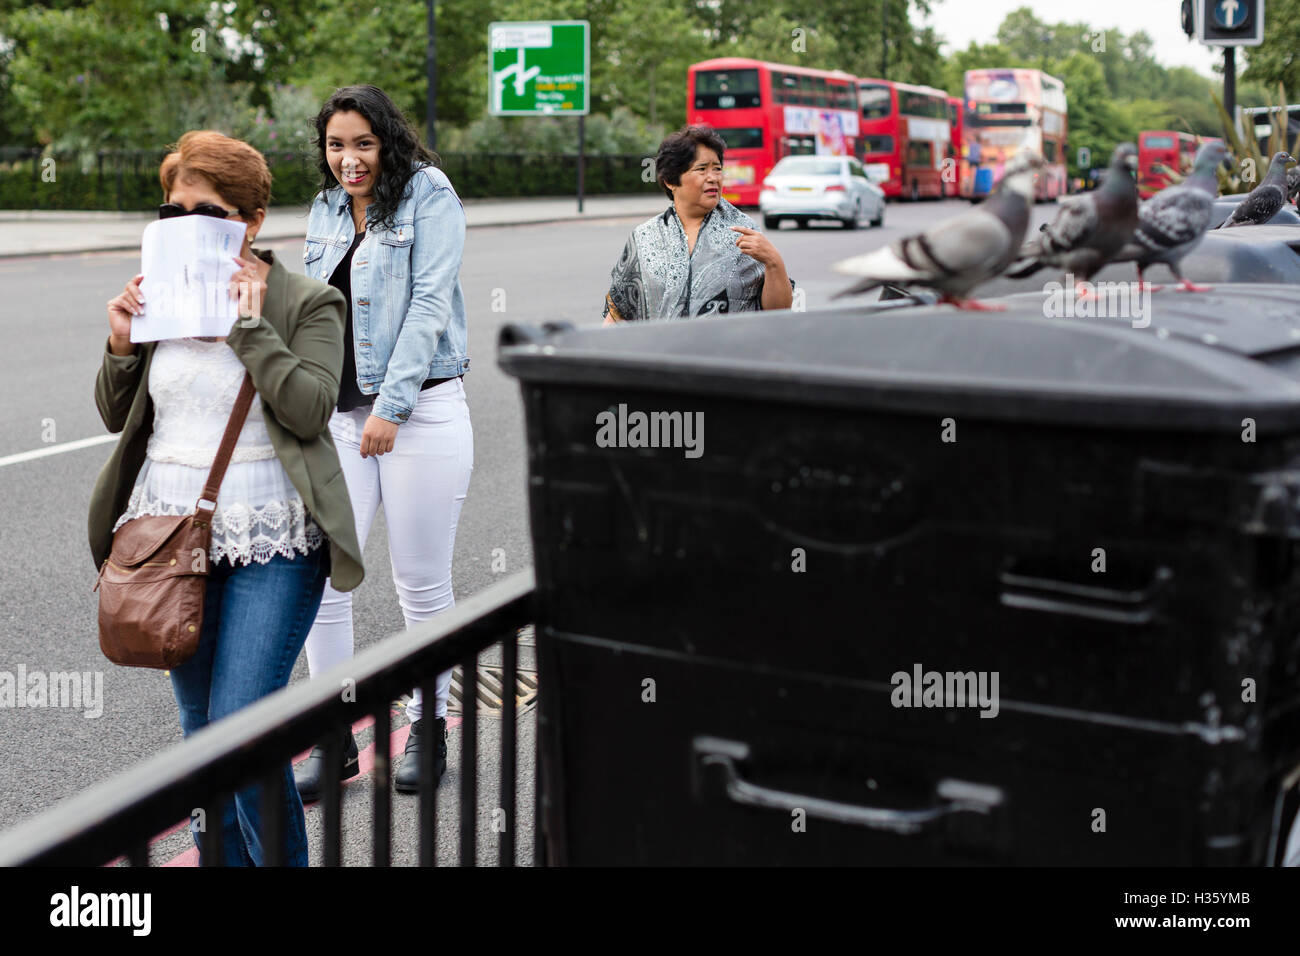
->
xmin=94 ymin=373 xmax=256 ymax=669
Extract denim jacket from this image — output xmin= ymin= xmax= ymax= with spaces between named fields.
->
xmin=303 ymin=163 xmax=469 ymax=425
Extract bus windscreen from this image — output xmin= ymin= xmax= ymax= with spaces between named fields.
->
xmin=713 ymin=127 xmax=764 ymax=149
xmin=693 ymin=70 xmax=761 ymax=109
xmin=859 ymin=84 xmax=892 ymax=120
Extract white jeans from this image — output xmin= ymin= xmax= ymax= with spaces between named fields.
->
xmin=304 ymin=378 xmax=473 ymax=722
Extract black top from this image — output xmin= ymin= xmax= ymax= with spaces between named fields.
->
xmin=327 ymin=231 xmax=459 ymax=414
xmin=329 ymin=231 xmax=372 ymax=413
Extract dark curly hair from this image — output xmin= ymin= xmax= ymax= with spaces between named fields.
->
xmin=655 ymin=125 xmax=727 ymax=199
xmin=313 ymin=85 xmax=439 ymax=231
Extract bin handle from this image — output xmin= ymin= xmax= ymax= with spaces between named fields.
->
xmin=693 ymin=737 xmax=1003 ymax=835
xmin=998 ymin=564 xmax=1172 ymax=625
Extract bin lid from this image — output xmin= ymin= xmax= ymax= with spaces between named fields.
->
xmin=498 ymin=284 xmax=1300 ymax=432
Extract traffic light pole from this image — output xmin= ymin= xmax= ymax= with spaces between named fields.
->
xmin=577 ymin=115 xmax=585 ymax=214
xmin=1224 ymin=45 xmax=1236 ymax=139
xmin=426 ymin=0 xmax=437 ymax=151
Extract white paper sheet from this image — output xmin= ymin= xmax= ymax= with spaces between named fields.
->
xmin=131 ymin=215 xmax=247 ymax=342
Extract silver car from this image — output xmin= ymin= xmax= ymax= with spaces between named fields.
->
xmin=759 ymin=156 xmax=886 ymax=230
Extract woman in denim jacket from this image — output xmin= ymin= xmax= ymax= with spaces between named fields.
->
xmin=294 ymin=86 xmax=473 ymax=799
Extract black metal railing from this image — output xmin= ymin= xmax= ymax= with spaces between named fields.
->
xmin=0 ymin=147 xmax=658 ymax=211
xmin=0 ymin=569 xmax=537 ymax=867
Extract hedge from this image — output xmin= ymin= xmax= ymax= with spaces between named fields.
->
xmin=0 ymin=148 xmax=657 ymax=210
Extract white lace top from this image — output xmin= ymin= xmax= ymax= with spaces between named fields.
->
xmin=112 ymin=337 xmax=325 ymax=566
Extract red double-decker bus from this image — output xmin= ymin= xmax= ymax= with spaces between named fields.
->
xmin=960 ymin=68 xmax=1067 ymax=202
xmin=686 ymin=57 xmax=860 ymax=206
xmin=946 ymin=95 xmax=964 ymax=198
xmin=1137 ymin=130 xmax=1217 ymax=198
xmin=855 ymin=78 xmax=952 ymax=200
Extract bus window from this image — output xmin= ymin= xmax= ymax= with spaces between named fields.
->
xmin=782 ymin=136 xmax=816 ymax=156
xmin=899 ymin=91 xmax=943 ymax=118
xmin=860 ymin=134 xmax=895 ymax=155
xmin=714 ymin=127 xmax=764 ymax=150
xmin=1143 ymin=135 xmax=1175 ymax=149
xmin=771 ymin=72 xmax=798 ymax=105
xmin=860 ymin=84 xmax=892 ymax=120
xmin=694 ymin=69 xmax=761 ymax=109
xmin=906 ymin=141 xmax=934 ymax=166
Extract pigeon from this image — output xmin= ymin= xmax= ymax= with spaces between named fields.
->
xmin=831 ymin=150 xmax=1044 ymax=310
xmin=1218 ymin=150 xmax=1296 ymax=227
xmin=1287 ymin=165 xmax=1299 ymax=205
xmin=1111 ymin=140 xmax=1230 ymax=293
xmin=1005 ymin=142 xmax=1139 ymax=295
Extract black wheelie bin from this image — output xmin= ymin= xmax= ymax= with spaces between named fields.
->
xmin=499 ymin=284 xmax=1300 ymax=866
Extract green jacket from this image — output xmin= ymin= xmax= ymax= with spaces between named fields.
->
xmin=88 ymin=248 xmax=365 ymax=592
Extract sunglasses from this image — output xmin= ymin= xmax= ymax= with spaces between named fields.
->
xmin=157 ymin=202 xmax=239 ymax=220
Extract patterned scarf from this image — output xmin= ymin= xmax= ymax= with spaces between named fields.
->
xmin=605 ymin=198 xmax=769 ymax=321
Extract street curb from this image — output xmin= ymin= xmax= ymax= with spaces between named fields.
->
xmin=0 ymin=208 xmax=662 ymax=261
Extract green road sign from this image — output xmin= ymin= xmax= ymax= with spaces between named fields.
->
xmin=488 ymin=20 xmax=590 ymax=116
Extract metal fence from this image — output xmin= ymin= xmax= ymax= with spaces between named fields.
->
xmin=0 ymin=147 xmax=656 ymax=211
xmin=0 ymin=570 xmax=538 ymax=867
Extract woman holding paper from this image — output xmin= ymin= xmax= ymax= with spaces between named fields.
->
xmin=88 ymin=130 xmax=363 ymax=866
xmin=293 ymin=85 xmax=472 ymax=800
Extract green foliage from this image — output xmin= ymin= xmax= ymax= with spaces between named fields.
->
xmin=4 ymin=0 xmax=227 ymax=149
xmin=3 ymin=0 xmax=1279 ymax=207
xmin=441 ymin=106 xmax=664 ymax=155
xmin=1210 ymin=84 xmax=1300 ymax=193
xmin=1053 ymin=52 xmax=1133 ymax=181
xmin=1242 ymin=0 xmax=1300 ymax=93
xmin=0 ymin=148 xmax=657 ymax=209
xmin=0 ymin=148 xmax=319 ymax=210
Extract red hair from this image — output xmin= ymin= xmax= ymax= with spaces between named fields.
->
xmin=159 ymin=130 xmax=271 ymax=215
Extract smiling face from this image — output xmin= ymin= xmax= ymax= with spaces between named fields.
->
xmin=672 ymin=144 xmax=723 ymax=216
xmin=325 ymin=110 xmax=381 ymax=202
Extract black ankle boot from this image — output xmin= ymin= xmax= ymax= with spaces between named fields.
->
xmin=394 ymin=717 xmax=447 ymax=793
xmin=294 ymin=729 xmax=360 ymax=802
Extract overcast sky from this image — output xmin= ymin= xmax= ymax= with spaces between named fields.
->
xmin=924 ymin=0 xmax=1225 ymax=77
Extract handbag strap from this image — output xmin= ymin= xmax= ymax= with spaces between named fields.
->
xmin=194 ymin=372 xmax=256 ymax=522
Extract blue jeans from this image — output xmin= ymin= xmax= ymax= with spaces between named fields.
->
xmin=170 ymin=546 xmax=328 ymax=866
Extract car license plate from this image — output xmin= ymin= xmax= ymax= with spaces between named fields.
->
xmin=789 ymin=186 xmax=813 ymax=193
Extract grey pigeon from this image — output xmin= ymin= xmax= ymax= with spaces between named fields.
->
xmin=1218 ymin=150 xmax=1296 ymax=227
xmin=1111 ymin=141 xmax=1230 ymax=292
xmin=831 ymin=151 xmax=1044 ymax=310
xmin=1287 ymin=165 xmax=1299 ymax=205
xmin=1005 ymin=142 xmax=1139 ymax=292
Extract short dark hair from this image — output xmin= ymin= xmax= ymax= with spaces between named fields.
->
xmin=655 ymin=125 xmax=726 ymax=199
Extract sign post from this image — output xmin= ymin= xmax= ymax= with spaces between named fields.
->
xmin=488 ymin=21 xmax=591 ymax=212
xmin=1187 ymin=1 xmax=1265 ymax=134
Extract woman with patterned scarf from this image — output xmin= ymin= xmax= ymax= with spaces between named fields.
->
xmin=604 ymin=125 xmax=793 ymax=323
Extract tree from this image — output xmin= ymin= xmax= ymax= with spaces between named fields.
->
xmin=4 ymin=0 xmax=232 ymax=149
xmin=1051 ymin=51 xmax=1135 ymax=180
xmin=1243 ymin=0 xmax=1300 ymax=93
xmin=599 ymin=0 xmax=708 ymax=126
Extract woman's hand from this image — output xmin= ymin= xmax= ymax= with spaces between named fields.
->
xmin=602 ymin=296 xmax=625 ymax=326
xmin=360 ymin=414 xmax=399 ymax=458
xmin=106 ymin=274 xmax=144 ymax=355
xmin=731 ymin=226 xmax=782 ymax=268
xmin=230 ymin=256 xmax=269 ymax=326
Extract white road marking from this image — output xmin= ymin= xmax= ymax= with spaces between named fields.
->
xmin=0 ymin=434 xmax=117 ymax=468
